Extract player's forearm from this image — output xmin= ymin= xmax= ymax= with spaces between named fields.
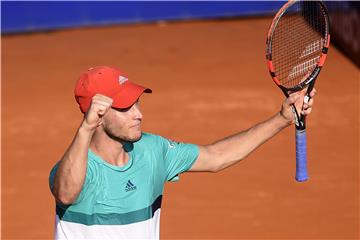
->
xmin=208 ymin=112 xmax=290 ymax=171
xmin=52 ymin=123 xmax=94 ymax=205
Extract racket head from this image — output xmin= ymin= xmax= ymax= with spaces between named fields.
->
xmin=266 ymin=0 xmax=330 ymax=93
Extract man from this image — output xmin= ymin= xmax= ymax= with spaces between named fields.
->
xmin=49 ymin=66 xmax=316 ymax=239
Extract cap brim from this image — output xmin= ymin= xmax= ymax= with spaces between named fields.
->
xmin=112 ymin=82 xmax=152 ymax=109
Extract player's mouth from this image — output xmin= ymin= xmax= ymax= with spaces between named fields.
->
xmin=131 ymin=122 xmax=141 ymax=128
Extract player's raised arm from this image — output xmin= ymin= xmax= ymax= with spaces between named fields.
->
xmin=51 ymin=94 xmax=113 ymax=205
xmin=189 ymin=89 xmax=316 ymax=173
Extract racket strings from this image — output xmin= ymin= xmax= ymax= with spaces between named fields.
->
xmin=271 ymin=2 xmax=327 ymax=89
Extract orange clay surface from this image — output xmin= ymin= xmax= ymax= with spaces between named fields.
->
xmin=2 ymin=18 xmax=359 ymax=239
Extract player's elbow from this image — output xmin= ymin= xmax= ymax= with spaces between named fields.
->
xmin=54 ymin=191 xmax=78 ymax=205
xmin=51 ymin=184 xmax=79 ymax=205
xmin=210 ymin=165 xmax=222 ymax=173
xmin=57 ymin=194 xmax=76 ymax=205
xmin=205 ymin=162 xmax=221 ymax=173
xmin=57 ymin=196 xmax=75 ymax=206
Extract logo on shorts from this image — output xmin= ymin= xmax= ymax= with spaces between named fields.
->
xmin=125 ymin=180 xmax=137 ymax=192
xmin=119 ymin=76 xmax=128 ymax=85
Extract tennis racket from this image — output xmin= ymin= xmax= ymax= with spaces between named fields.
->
xmin=266 ymin=0 xmax=330 ymax=182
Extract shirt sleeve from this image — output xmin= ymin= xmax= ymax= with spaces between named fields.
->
xmin=161 ymin=137 xmax=199 ymax=182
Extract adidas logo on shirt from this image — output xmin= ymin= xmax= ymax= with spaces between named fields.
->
xmin=125 ymin=180 xmax=137 ymax=192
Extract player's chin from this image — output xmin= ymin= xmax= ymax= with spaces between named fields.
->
xmin=126 ymin=130 xmax=143 ymax=142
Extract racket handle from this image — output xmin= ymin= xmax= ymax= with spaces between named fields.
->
xmin=295 ymin=129 xmax=308 ymax=182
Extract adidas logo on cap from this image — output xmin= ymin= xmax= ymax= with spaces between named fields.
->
xmin=119 ymin=76 xmax=128 ymax=85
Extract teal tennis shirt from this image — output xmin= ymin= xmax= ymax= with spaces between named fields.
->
xmin=49 ymin=132 xmax=199 ymax=239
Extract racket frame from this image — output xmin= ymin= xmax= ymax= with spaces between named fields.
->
xmin=265 ymin=0 xmax=330 ymax=181
xmin=266 ymin=0 xmax=330 ymax=130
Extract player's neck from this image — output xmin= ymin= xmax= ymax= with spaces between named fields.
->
xmin=89 ymin=129 xmax=129 ymax=167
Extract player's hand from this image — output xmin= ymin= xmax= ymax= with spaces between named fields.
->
xmin=82 ymin=94 xmax=113 ymax=131
xmin=280 ymin=88 xmax=316 ymax=124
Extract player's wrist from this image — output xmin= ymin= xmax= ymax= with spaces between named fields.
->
xmin=79 ymin=120 xmax=97 ymax=133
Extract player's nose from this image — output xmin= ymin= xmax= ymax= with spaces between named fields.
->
xmin=131 ymin=103 xmax=143 ymax=120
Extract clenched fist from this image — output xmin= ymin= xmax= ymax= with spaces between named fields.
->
xmin=82 ymin=94 xmax=113 ymax=131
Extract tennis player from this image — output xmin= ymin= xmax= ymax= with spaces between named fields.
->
xmin=49 ymin=66 xmax=316 ymax=239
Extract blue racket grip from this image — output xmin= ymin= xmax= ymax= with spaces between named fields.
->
xmin=295 ymin=129 xmax=308 ymax=182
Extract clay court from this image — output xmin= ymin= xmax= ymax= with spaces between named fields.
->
xmin=2 ymin=16 xmax=359 ymax=239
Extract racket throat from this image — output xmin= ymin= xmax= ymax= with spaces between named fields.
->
xmin=291 ymin=105 xmax=304 ymax=129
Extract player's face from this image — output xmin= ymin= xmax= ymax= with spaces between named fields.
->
xmin=102 ymin=101 xmax=143 ymax=142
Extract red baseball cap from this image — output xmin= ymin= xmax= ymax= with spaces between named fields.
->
xmin=74 ymin=66 xmax=152 ymax=113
